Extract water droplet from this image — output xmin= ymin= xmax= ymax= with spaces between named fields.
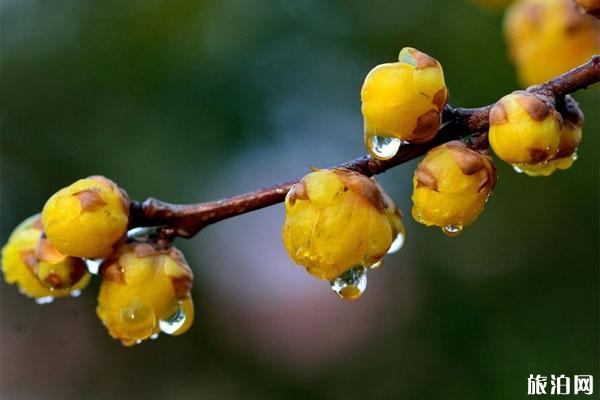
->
xmin=330 ymin=266 xmax=367 ymax=300
xmin=135 ymin=339 xmax=142 ymax=345
xmin=70 ymin=289 xmax=82 ymax=298
xmin=512 ymin=164 xmax=523 ymax=174
xmin=367 ymin=259 xmax=383 ymax=269
xmin=35 ymin=296 xmax=54 ymax=305
xmin=571 ymin=152 xmax=578 ymax=161
xmin=159 ymin=305 xmax=187 ymax=335
xmin=368 ymin=135 xmax=402 ymax=160
xmin=150 ymin=333 xmax=159 ymax=340
xmin=442 ymin=224 xmax=463 ymax=237
xmin=387 ymin=231 xmax=405 ymax=254
xmin=84 ymin=258 xmax=102 ymax=275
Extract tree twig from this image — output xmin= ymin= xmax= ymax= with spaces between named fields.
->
xmin=129 ymin=56 xmax=600 ymax=238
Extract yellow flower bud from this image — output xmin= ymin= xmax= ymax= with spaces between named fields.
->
xmin=504 ymin=0 xmax=600 ymax=86
xmin=42 ymin=176 xmax=130 ymax=258
xmin=361 ymin=47 xmax=447 ymax=159
xmin=96 ymin=243 xmax=194 ymax=346
xmin=489 ymin=91 xmax=562 ymax=165
xmin=575 ymin=0 xmax=600 ymax=16
xmin=516 ymin=95 xmax=583 ymax=176
xmin=1 ymin=215 xmax=91 ymax=301
xmin=34 ymin=233 xmax=89 ymax=289
xmin=411 ymin=141 xmax=497 ymax=236
xmin=282 ymin=169 xmax=404 ymax=282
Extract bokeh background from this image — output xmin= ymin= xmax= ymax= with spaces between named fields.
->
xmin=1 ymin=0 xmax=598 ymax=399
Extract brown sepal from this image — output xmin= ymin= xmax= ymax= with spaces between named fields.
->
xmin=516 ymin=93 xmax=550 ymax=121
xmin=412 ymin=50 xmax=439 ymax=69
xmin=287 ymin=181 xmax=309 ymax=206
xmin=432 ymin=88 xmax=447 ymax=111
xmin=415 ymin=164 xmax=438 ymax=191
xmin=489 ymin=102 xmax=509 ymax=125
xmin=75 ymin=189 xmax=106 ymax=212
xmin=334 ymin=169 xmax=386 ymax=212
xmin=412 ymin=109 xmax=440 ymax=140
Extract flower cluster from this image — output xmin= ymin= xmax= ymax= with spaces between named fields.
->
xmin=1 ymin=176 xmax=195 ymax=346
xmin=2 ymin=0 xmax=594 ymax=339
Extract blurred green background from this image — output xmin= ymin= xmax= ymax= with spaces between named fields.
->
xmin=1 ymin=0 xmax=598 ymax=399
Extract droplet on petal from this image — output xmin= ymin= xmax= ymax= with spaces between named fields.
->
xmin=367 ymin=135 xmax=402 ymax=160
xmin=35 ymin=295 xmax=54 ymax=305
xmin=387 ymin=231 xmax=405 ymax=254
xmin=84 ymin=258 xmax=102 ymax=275
xmin=442 ymin=224 xmax=463 ymax=237
xmin=159 ymin=298 xmax=194 ymax=336
xmin=330 ymin=266 xmax=367 ymax=300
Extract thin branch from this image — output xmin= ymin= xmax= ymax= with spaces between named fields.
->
xmin=129 ymin=56 xmax=600 ymax=238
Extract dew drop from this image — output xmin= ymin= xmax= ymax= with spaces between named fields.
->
xmin=135 ymin=339 xmax=142 ymax=345
xmin=84 ymin=258 xmax=102 ymax=275
xmin=387 ymin=231 xmax=405 ymax=254
xmin=368 ymin=135 xmax=402 ymax=160
xmin=70 ymin=289 xmax=82 ymax=298
xmin=367 ymin=259 xmax=383 ymax=269
xmin=159 ymin=305 xmax=187 ymax=335
xmin=35 ymin=296 xmax=54 ymax=305
xmin=512 ymin=164 xmax=523 ymax=174
xmin=330 ymin=266 xmax=367 ymax=300
xmin=150 ymin=333 xmax=159 ymax=340
xmin=442 ymin=224 xmax=463 ymax=237
xmin=571 ymin=152 xmax=578 ymax=161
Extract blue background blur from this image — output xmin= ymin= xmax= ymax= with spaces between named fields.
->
xmin=1 ymin=1 xmax=598 ymax=399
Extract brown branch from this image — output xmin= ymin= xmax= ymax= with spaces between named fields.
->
xmin=129 ymin=56 xmax=600 ymax=238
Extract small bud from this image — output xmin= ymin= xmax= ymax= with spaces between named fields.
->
xmin=96 ymin=243 xmax=194 ymax=346
xmin=515 ymin=95 xmax=584 ymax=176
xmin=361 ymin=47 xmax=447 ymax=159
xmin=42 ymin=176 xmax=130 ymax=258
xmin=282 ymin=169 xmax=405 ymax=280
xmin=411 ymin=141 xmax=497 ymax=236
xmin=1 ymin=215 xmax=91 ymax=300
xmin=504 ymin=0 xmax=600 ymax=85
xmin=489 ymin=91 xmax=562 ymax=165
xmin=35 ymin=233 xmax=88 ymax=289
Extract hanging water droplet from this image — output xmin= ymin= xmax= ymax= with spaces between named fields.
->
xmin=35 ymin=295 xmax=54 ymax=305
xmin=135 ymin=339 xmax=142 ymax=345
xmin=368 ymin=135 xmax=402 ymax=160
xmin=70 ymin=289 xmax=82 ymax=298
xmin=571 ymin=152 xmax=578 ymax=161
xmin=512 ymin=164 xmax=523 ymax=174
xmin=442 ymin=224 xmax=463 ymax=237
xmin=150 ymin=333 xmax=159 ymax=340
xmin=387 ymin=231 xmax=405 ymax=254
xmin=84 ymin=258 xmax=102 ymax=275
xmin=330 ymin=266 xmax=367 ymax=300
xmin=159 ymin=305 xmax=187 ymax=335
xmin=367 ymin=259 xmax=383 ymax=269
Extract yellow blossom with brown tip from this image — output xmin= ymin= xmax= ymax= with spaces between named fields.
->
xmin=504 ymin=0 xmax=600 ymax=85
xmin=34 ymin=233 xmax=89 ymax=289
xmin=1 ymin=215 xmax=91 ymax=299
xmin=282 ymin=169 xmax=404 ymax=280
xmin=42 ymin=176 xmax=130 ymax=259
xmin=412 ymin=141 xmax=497 ymax=235
xmin=489 ymin=91 xmax=562 ymax=165
xmin=516 ymin=95 xmax=584 ymax=176
xmin=361 ymin=47 xmax=447 ymax=158
xmin=96 ymin=243 xmax=194 ymax=346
